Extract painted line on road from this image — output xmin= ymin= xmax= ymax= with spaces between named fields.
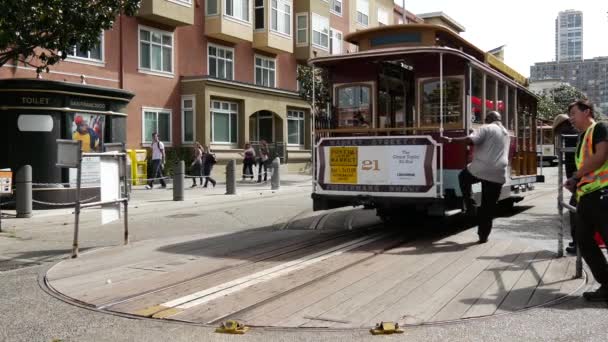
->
xmin=149 ymin=233 xmax=387 ymax=317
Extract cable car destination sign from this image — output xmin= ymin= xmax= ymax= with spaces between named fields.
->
xmin=316 ymin=136 xmax=438 ymax=196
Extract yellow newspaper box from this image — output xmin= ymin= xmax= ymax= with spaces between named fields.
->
xmin=128 ymin=149 xmax=148 ymax=185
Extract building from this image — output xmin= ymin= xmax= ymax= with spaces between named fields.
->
xmin=555 ymin=9 xmax=583 ymax=62
xmin=528 ymin=78 xmax=571 ymax=94
xmin=0 ymin=0 xmax=422 ymax=174
xmin=530 ymin=57 xmax=608 ymax=115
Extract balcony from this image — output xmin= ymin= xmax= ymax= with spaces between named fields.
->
xmin=205 ymin=0 xmax=253 ymax=43
xmin=254 ymin=31 xmax=293 ymax=54
xmin=137 ymin=0 xmax=194 ymax=27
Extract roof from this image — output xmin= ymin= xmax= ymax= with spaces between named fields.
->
xmin=416 ymin=11 xmax=466 ymax=33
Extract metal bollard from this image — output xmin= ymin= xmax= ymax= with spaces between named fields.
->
xmin=173 ymin=160 xmax=184 ymax=201
xmin=225 ymin=160 xmax=236 ymax=195
xmin=16 ymin=165 xmax=32 ymax=218
xmin=271 ymin=157 xmax=280 ymax=190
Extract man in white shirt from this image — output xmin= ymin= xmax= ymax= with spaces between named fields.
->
xmin=146 ymin=132 xmax=167 ymax=189
xmin=442 ymin=111 xmax=510 ymax=243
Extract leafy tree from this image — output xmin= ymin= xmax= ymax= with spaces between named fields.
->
xmin=0 ymin=0 xmax=141 ymax=73
xmin=536 ymin=85 xmax=588 ymax=120
xmin=297 ymin=65 xmax=330 ymax=116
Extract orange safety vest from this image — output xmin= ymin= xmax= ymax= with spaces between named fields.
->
xmin=575 ymin=122 xmax=608 ymax=199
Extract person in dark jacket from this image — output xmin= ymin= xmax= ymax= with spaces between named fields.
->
xmin=553 ymin=114 xmax=579 ymax=254
xmin=202 ymin=146 xmax=217 ymax=188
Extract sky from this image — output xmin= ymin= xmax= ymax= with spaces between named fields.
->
xmin=396 ymin=0 xmax=608 ymax=77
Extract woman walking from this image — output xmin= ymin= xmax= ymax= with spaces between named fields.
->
xmin=202 ymin=146 xmax=217 ymax=188
xmin=257 ymin=140 xmax=270 ymax=183
xmin=190 ymin=142 xmax=203 ymax=187
xmin=241 ymin=142 xmax=256 ymax=180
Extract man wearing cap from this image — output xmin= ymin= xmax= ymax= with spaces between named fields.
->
xmin=553 ymin=113 xmax=579 ymax=254
xmin=441 ymin=111 xmax=511 ymax=243
xmin=564 ymin=100 xmax=608 ymax=301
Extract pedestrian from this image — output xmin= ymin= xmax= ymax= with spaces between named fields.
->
xmin=146 ymin=132 xmax=167 ymax=189
xmin=441 ymin=111 xmax=510 ymax=244
xmin=563 ymin=99 xmax=608 ymax=301
xmin=553 ymin=114 xmax=579 ymax=254
xmin=202 ymin=145 xmax=217 ymax=188
xmin=241 ymin=142 xmax=256 ymax=180
xmin=190 ymin=142 xmax=204 ymax=187
xmin=257 ymin=140 xmax=270 ymax=183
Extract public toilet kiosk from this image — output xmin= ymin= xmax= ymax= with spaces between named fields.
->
xmin=0 ymin=78 xmax=134 ymax=206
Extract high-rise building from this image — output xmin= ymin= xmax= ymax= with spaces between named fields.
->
xmin=0 ymin=0 xmax=422 ymax=171
xmin=555 ymin=9 xmax=583 ymax=62
xmin=530 ymin=57 xmax=608 ymax=116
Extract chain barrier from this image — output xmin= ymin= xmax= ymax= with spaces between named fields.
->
xmin=0 ymin=201 xmax=16 ymax=208
xmin=32 ymin=196 xmax=98 ymax=207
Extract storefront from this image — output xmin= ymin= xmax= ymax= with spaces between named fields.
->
xmin=0 ymin=79 xmax=134 ymax=206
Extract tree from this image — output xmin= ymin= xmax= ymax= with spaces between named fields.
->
xmin=536 ymin=84 xmax=588 ymax=120
xmin=0 ymin=0 xmax=141 ymax=74
xmin=297 ymin=65 xmax=330 ymax=116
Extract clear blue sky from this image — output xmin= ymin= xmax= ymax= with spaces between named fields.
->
xmin=396 ymin=0 xmax=608 ymax=76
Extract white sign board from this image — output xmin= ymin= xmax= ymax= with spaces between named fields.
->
xmin=100 ymin=156 xmax=120 ymax=225
xmin=56 ymin=139 xmax=81 ymax=168
xmin=69 ymin=157 xmax=101 ymax=188
xmin=316 ymin=136 xmax=437 ymax=197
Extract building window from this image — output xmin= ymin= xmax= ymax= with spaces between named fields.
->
xmin=330 ymin=0 xmax=342 ymax=15
xmin=207 ymin=0 xmax=218 ymax=15
xmin=139 ymin=27 xmax=173 ymax=74
xmin=255 ymin=55 xmax=276 ymax=87
xmin=377 ymin=7 xmax=389 ymax=26
xmin=225 ymin=0 xmax=249 ymax=22
xmin=211 ymin=100 xmax=238 ymax=144
xmin=254 ymin=0 xmax=264 ymax=29
xmin=143 ymin=108 xmax=172 ymax=144
xmin=208 ymin=44 xmax=234 ymax=80
xmin=271 ymin=0 xmax=291 ymax=36
xmin=296 ymin=13 xmax=308 ymax=45
xmin=312 ymin=13 xmax=329 ymax=50
xmin=287 ymin=110 xmax=305 ymax=145
xmin=182 ymin=96 xmax=195 ymax=143
xmin=67 ymin=33 xmax=103 ymax=62
xmin=330 ymin=29 xmax=342 ymax=55
xmin=356 ymin=0 xmax=369 ymax=26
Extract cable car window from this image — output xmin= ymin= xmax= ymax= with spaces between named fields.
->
xmin=419 ymin=77 xmax=463 ymax=128
xmin=336 ymin=85 xmax=371 ymax=127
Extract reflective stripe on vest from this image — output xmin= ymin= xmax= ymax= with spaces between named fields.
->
xmin=575 ymin=123 xmax=608 ymax=199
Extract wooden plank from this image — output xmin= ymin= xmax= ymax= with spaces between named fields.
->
xmin=558 ymin=257 xmax=584 ymax=298
xmin=61 ymin=230 xmax=343 ymax=305
xmin=494 ymin=251 xmax=554 ymax=314
xmin=360 ymin=239 xmax=506 ymax=328
xmin=462 ymin=248 xmax=545 ymax=318
xmin=108 ymin=233 xmax=365 ymax=314
xmin=169 ymin=235 xmax=398 ymax=324
xmin=526 ymin=256 xmax=571 ymax=307
xmin=236 ymin=237 xmax=443 ymax=326
xmin=366 ymin=239 xmax=514 ymax=326
xmin=429 ymin=242 xmax=527 ymax=322
xmin=298 ymin=233 xmax=494 ymax=328
xmin=236 ymin=235 xmax=452 ymax=325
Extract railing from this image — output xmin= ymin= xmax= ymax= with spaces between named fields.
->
xmin=556 ymin=133 xmax=583 ymax=278
xmin=249 ymin=141 xmax=286 ymax=163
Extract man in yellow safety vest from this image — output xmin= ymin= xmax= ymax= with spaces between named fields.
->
xmin=564 ymin=99 xmax=608 ymax=301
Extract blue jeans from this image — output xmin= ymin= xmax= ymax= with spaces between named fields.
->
xmin=148 ymin=159 xmax=166 ymax=187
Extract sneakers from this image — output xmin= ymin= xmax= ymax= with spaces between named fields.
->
xmin=191 ymin=184 xmax=197 ymax=188
xmin=583 ymin=286 xmax=608 ymax=302
xmin=566 ymin=245 xmax=577 ymax=255
xmin=145 ymin=185 xmax=152 ymax=190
